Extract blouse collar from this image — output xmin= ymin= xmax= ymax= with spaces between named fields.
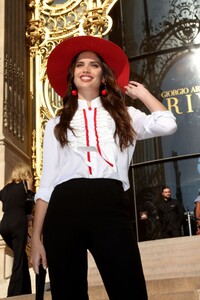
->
xmin=78 ymin=97 xmax=102 ymax=109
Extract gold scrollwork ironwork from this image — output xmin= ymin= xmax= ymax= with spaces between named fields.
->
xmin=27 ymin=0 xmax=118 ymax=188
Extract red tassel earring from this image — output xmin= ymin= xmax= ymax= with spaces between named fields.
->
xmin=101 ymin=81 xmax=108 ymax=96
xmin=71 ymin=83 xmax=78 ymax=96
xmin=71 ymin=89 xmax=78 ymax=96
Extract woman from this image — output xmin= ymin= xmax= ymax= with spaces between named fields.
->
xmin=31 ymin=36 xmax=177 ymax=300
xmin=0 ymin=162 xmax=34 ymax=296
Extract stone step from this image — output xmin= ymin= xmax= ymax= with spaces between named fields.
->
xmin=87 ymin=279 xmax=200 ymax=300
xmin=0 ymin=292 xmax=51 ymax=300
xmin=1 ymin=236 xmax=199 ymax=299
xmin=147 ymin=277 xmax=200 ymax=294
xmin=87 ymin=236 xmax=200 ymax=286
xmin=149 ymin=290 xmax=200 ymax=300
xmin=88 ymin=286 xmax=108 ymax=300
xmin=139 ymin=236 xmax=200 ymax=280
xmin=0 ymin=289 xmax=199 ymax=300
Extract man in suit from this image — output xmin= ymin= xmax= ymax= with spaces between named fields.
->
xmin=158 ymin=186 xmax=184 ymax=238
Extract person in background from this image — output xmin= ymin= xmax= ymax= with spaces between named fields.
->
xmin=194 ymin=191 xmax=200 ymax=235
xmin=30 ymin=35 xmax=177 ymax=300
xmin=158 ymin=186 xmax=184 ymax=238
xmin=0 ymin=163 xmax=34 ymax=297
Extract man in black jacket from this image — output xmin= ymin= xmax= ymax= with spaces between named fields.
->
xmin=158 ymin=186 xmax=184 ymax=238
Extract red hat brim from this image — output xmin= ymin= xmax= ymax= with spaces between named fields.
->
xmin=47 ymin=36 xmax=130 ymax=98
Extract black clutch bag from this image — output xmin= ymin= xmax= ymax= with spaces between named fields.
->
xmin=35 ymin=264 xmax=47 ymax=300
xmin=23 ymin=180 xmax=35 ymax=214
xmin=25 ymin=189 xmax=35 ymax=214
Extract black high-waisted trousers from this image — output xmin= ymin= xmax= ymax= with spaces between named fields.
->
xmin=0 ymin=211 xmax=32 ymax=296
xmin=43 ymin=178 xmax=148 ymax=300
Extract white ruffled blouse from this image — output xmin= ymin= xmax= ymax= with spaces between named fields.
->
xmin=35 ymin=97 xmax=177 ymax=203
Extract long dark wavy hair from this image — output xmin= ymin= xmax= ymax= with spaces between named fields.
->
xmin=54 ymin=51 xmax=136 ymax=151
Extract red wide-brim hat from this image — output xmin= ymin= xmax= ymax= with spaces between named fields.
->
xmin=47 ymin=35 xmax=130 ymax=98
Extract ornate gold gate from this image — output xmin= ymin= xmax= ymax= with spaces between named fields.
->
xmin=26 ymin=0 xmax=118 ymax=188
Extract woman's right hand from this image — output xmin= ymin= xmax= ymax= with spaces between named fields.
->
xmin=30 ymin=199 xmax=48 ymax=273
xmin=124 ymin=81 xmax=167 ymax=112
xmin=30 ymin=237 xmax=48 ymax=274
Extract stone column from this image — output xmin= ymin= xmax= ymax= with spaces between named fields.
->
xmin=0 ymin=0 xmax=33 ymax=296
